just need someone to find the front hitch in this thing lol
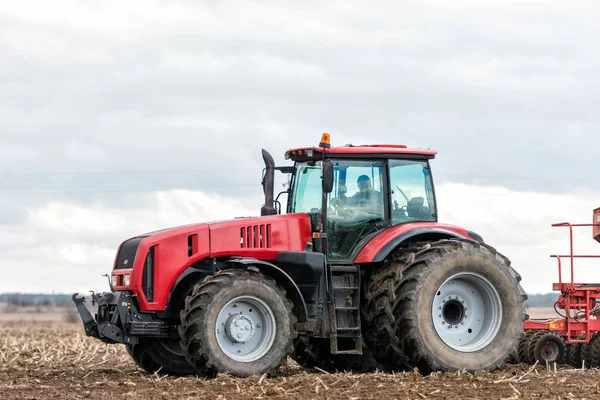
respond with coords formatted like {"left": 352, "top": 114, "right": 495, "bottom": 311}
{"left": 72, "top": 291, "right": 171, "bottom": 345}
{"left": 72, "top": 293, "right": 100, "bottom": 338}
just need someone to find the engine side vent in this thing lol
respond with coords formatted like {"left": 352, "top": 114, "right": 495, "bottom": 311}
{"left": 240, "top": 224, "right": 271, "bottom": 249}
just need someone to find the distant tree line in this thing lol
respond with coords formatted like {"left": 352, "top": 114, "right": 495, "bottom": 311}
{"left": 525, "top": 293, "right": 558, "bottom": 308}
{"left": 0, "top": 293, "right": 75, "bottom": 308}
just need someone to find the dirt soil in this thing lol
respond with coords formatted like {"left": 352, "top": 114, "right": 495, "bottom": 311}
{"left": 1, "top": 323, "right": 600, "bottom": 400}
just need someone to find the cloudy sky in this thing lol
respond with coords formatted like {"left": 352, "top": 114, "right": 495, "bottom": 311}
{"left": 1, "top": 0, "right": 599, "bottom": 295}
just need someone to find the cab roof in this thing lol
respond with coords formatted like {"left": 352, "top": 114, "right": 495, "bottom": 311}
{"left": 285, "top": 144, "right": 437, "bottom": 161}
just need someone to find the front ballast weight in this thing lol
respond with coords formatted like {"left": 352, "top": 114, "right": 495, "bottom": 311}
{"left": 72, "top": 291, "right": 172, "bottom": 345}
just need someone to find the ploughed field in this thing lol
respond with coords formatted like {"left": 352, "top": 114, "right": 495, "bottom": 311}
{"left": 1, "top": 323, "right": 600, "bottom": 400}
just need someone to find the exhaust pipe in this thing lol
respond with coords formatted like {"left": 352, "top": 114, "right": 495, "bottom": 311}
{"left": 261, "top": 149, "right": 277, "bottom": 216}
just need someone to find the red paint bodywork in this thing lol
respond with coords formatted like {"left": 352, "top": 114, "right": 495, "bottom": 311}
{"left": 112, "top": 213, "right": 313, "bottom": 311}
{"left": 353, "top": 222, "right": 472, "bottom": 263}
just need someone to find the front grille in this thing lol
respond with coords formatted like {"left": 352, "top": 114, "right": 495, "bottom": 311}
{"left": 240, "top": 224, "right": 271, "bottom": 249}
{"left": 115, "top": 237, "right": 146, "bottom": 270}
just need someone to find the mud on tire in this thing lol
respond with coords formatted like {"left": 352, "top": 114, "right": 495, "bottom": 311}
{"left": 178, "top": 268, "right": 296, "bottom": 377}
{"left": 362, "top": 239, "right": 527, "bottom": 374}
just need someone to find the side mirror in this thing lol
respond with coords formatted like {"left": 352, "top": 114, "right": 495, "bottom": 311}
{"left": 322, "top": 161, "right": 334, "bottom": 193}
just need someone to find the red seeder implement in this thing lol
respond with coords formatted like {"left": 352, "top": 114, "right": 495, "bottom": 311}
{"left": 516, "top": 208, "right": 600, "bottom": 366}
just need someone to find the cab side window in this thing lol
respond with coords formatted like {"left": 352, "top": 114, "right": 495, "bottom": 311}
{"left": 389, "top": 160, "right": 436, "bottom": 223}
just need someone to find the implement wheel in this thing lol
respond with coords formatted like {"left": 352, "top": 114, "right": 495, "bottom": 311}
{"left": 179, "top": 268, "right": 296, "bottom": 377}
{"left": 588, "top": 333, "right": 600, "bottom": 368}
{"left": 566, "top": 334, "right": 586, "bottom": 368}
{"left": 527, "top": 331, "right": 566, "bottom": 365}
{"left": 517, "top": 331, "right": 536, "bottom": 364}
{"left": 362, "top": 239, "right": 527, "bottom": 374}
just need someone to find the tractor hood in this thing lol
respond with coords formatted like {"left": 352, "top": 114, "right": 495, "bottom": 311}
{"left": 138, "top": 213, "right": 313, "bottom": 257}
{"left": 109, "top": 213, "right": 313, "bottom": 309}
{"left": 113, "top": 213, "right": 313, "bottom": 274}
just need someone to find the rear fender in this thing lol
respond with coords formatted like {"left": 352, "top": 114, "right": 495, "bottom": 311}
{"left": 355, "top": 227, "right": 480, "bottom": 264}
{"left": 228, "top": 257, "right": 309, "bottom": 323}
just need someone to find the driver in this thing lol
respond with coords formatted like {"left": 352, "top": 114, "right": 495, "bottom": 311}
{"left": 333, "top": 175, "right": 383, "bottom": 217}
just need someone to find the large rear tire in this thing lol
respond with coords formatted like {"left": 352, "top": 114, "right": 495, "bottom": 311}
{"left": 179, "top": 268, "right": 296, "bottom": 377}
{"left": 362, "top": 239, "right": 527, "bottom": 374}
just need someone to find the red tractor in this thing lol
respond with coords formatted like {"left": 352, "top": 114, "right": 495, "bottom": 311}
{"left": 515, "top": 208, "right": 600, "bottom": 367}
{"left": 73, "top": 134, "right": 527, "bottom": 377}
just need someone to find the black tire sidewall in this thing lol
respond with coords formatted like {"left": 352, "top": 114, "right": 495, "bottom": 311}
{"left": 146, "top": 339, "right": 196, "bottom": 375}
{"left": 199, "top": 276, "right": 293, "bottom": 376}
{"left": 413, "top": 249, "right": 523, "bottom": 370}
{"left": 125, "top": 342, "right": 160, "bottom": 373}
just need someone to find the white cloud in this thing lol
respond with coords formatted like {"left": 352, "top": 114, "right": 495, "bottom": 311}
{"left": 0, "top": 189, "right": 258, "bottom": 293}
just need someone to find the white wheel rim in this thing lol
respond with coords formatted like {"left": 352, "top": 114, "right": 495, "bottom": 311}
{"left": 215, "top": 295, "right": 276, "bottom": 362}
{"left": 432, "top": 272, "right": 503, "bottom": 352}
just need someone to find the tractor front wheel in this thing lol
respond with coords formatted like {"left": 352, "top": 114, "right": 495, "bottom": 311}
{"left": 178, "top": 268, "right": 296, "bottom": 377}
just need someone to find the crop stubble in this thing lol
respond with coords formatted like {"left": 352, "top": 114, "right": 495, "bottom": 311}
{"left": 1, "top": 323, "right": 600, "bottom": 400}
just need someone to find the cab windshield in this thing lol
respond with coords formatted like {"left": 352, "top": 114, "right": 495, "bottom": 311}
{"left": 289, "top": 158, "right": 436, "bottom": 260}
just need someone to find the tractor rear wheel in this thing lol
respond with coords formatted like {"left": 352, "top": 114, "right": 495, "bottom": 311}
{"left": 125, "top": 339, "right": 195, "bottom": 375}
{"left": 362, "top": 239, "right": 527, "bottom": 374}
{"left": 179, "top": 268, "right": 296, "bottom": 377}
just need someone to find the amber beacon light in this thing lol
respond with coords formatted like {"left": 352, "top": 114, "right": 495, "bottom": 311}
{"left": 319, "top": 133, "right": 331, "bottom": 148}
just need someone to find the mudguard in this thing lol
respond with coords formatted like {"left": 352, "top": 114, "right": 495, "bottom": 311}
{"left": 354, "top": 222, "right": 481, "bottom": 264}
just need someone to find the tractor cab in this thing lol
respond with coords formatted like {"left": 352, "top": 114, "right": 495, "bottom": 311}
{"left": 277, "top": 134, "right": 438, "bottom": 260}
